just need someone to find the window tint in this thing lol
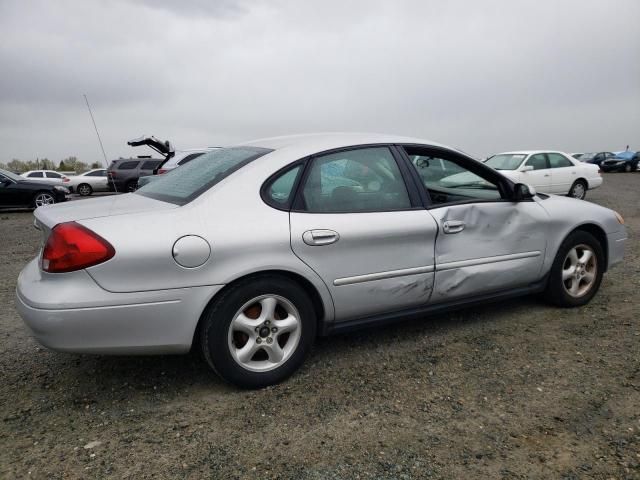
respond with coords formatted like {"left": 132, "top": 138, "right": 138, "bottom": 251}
{"left": 547, "top": 153, "right": 572, "bottom": 168}
{"left": 485, "top": 154, "right": 526, "bottom": 170}
{"left": 136, "top": 147, "right": 271, "bottom": 205}
{"left": 141, "top": 160, "right": 162, "bottom": 170}
{"left": 264, "top": 165, "right": 302, "bottom": 207}
{"left": 300, "top": 147, "right": 410, "bottom": 213}
{"left": 118, "top": 161, "right": 139, "bottom": 170}
{"left": 525, "top": 154, "right": 548, "bottom": 170}
{"left": 46, "top": 172, "right": 62, "bottom": 178}
{"left": 405, "top": 147, "right": 502, "bottom": 205}
{"left": 27, "top": 172, "right": 44, "bottom": 178}
{"left": 86, "top": 170, "right": 106, "bottom": 177}
{"left": 178, "top": 153, "right": 205, "bottom": 166}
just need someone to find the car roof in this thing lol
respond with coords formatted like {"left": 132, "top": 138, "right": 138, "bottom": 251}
{"left": 240, "top": 132, "right": 453, "bottom": 155}
{"left": 494, "top": 150, "right": 569, "bottom": 156}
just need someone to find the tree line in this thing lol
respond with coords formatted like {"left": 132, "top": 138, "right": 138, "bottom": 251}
{"left": 0, "top": 156, "right": 103, "bottom": 174}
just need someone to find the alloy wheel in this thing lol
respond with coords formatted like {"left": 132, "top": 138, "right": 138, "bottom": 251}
{"left": 34, "top": 193, "right": 55, "bottom": 207}
{"left": 227, "top": 295, "right": 302, "bottom": 372}
{"left": 570, "top": 182, "right": 586, "bottom": 199}
{"left": 78, "top": 184, "right": 91, "bottom": 196}
{"left": 562, "top": 244, "right": 597, "bottom": 298}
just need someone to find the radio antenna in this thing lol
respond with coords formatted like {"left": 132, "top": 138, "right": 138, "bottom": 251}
{"left": 83, "top": 94, "right": 109, "bottom": 168}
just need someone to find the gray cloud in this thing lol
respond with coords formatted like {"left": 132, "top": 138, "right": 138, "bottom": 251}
{"left": 0, "top": 0, "right": 638, "bottom": 164}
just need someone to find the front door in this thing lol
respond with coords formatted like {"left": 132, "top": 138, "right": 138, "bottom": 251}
{"left": 520, "top": 153, "right": 551, "bottom": 193}
{"left": 401, "top": 146, "right": 548, "bottom": 302}
{"left": 289, "top": 146, "right": 438, "bottom": 321}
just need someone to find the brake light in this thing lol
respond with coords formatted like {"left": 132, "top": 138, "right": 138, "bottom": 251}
{"left": 158, "top": 169, "right": 167, "bottom": 174}
{"left": 62, "top": 177, "right": 70, "bottom": 182}
{"left": 42, "top": 222, "right": 115, "bottom": 273}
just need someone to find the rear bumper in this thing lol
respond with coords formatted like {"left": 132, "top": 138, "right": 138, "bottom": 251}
{"left": 587, "top": 177, "right": 603, "bottom": 189}
{"left": 16, "top": 258, "right": 223, "bottom": 354}
{"left": 607, "top": 229, "right": 627, "bottom": 270}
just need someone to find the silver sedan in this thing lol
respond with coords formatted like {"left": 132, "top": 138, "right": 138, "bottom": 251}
{"left": 16, "top": 133, "right": 627, "bottom": 388}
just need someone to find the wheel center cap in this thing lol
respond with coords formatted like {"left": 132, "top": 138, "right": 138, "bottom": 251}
{"left": 259, "top": 326, "right": 270, "bottom": 338}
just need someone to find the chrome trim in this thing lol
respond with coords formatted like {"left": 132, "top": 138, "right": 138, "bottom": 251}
{"left": 334, "top": 265, "right": 435, "bottom": 286}
{"left": 437, "top": 251, "right": 542, "bottom": 271}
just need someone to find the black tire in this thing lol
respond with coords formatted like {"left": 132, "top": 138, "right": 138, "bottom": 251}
{"left": 77, "top": 183, "right": 93, "bottom": 196}
{"left": 567, "top": 180, "right": 587, "bottom": 200}
{"left": 544, "top": 230, "right": 604, "bottom": 307}
{"left": 200, "top": 275, "right": 316, "bottom": 389}
{"left": 624, "top": 163, "right": 632, "bottom": 173}
{"left": 125, "top": 180, "right": 138, "bottom": 192}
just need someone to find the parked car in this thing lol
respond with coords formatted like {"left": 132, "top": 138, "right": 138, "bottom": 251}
{"left": 67, "top": 168, "right": 109, "bottom": 196}
{"left": 570, "top": 153, "right": 584, "bottom": 159}
{"left": 21, "top": 170, "right": 71, "bottom": 186}
{"left": 107, "top": 158, "right": 163, "bottom": 192}
{"left": 600, "top": 151, "right": 639, "bottom": 173}
{"left": 578, "top": 152, "right": 616, "bottom": 167}
{"left": 16, "top": 134, "right": 626, "bottom": 388}
{"left": 0, "top": 168, "right": 68, "bottom": 208}
{"left": 477, "top": 151, "right": 602, "bottom": 199}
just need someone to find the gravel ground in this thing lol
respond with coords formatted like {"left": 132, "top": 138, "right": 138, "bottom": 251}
{"left": 1, "top": 174, "right": 638, "bottom": 479}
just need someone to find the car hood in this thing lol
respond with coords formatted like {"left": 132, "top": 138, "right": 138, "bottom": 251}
{"left": 34, "top": 193, "right": 178, "bottom": 229}
{"left": 535, "top": 193, "right": 621, "bottom": 234}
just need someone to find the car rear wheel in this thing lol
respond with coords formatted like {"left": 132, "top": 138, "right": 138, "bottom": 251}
{"left": 624, "top": 163, "right": 632, "bottom": 173}
{"left": 567, "top": 180, "right": 587, "bottom": 200}
{"left": 77, "top": 183, "right": 93, "bottom": 196}
{"left": 544, "top": 230, "right": 604, "bottom": 307}
{"left": 200, "top": 275, "right": 316, "bottom": 389}
{"left": 32, "top": 192, "right": 55, "bottom": 208}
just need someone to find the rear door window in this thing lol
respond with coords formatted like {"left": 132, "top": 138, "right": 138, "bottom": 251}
{"left": 27, "top": 172, "right": 44, "bottom": 178}
{"left": 118, "top": 161, "right": 139, "bottom": 170}
{"left": 46, "top": 172, "right": 62, "bottom": 178}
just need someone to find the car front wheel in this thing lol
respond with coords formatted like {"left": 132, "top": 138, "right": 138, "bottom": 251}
{"left": 567, "top": 180, "right": 587, "bottom": 200}
{"left": 77, "top": 183, "right": 93, "bottom": 196}
{"left": 32, "top": 192, "right": 56, "bottom": 208}
{"left": 200, "top": 275, "right": 316, "bottom": 388}
{"left": 544, "top": 230, "right": 604, "bottom": 307}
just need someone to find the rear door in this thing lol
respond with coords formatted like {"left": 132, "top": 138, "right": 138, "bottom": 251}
{"left": 289, "top": 146, "right": 438, "bottom": 322}
{"left": 45, "top": 171, "right": 64, "bottom": 185}
{"left": 519, "top": 154, "right": 551, "bottom": 192}
{"left": 547, "top": 153, "right": 577, "bottom": 194}
{"left": 401, "top": 146, "right": 548, "bottom": 302}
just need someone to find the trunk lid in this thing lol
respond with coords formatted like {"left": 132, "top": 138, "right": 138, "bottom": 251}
{"left": 34, "top": 193, "right": 178, "bottom": 230}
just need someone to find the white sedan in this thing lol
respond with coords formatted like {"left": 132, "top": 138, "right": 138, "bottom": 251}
{"left": 67, "top": 169, "right": 109, "bottom": 196}
{"left": 483, "top": 151, "right": 602, "bottom": 199}
{"left": 21, "top": 170, "right": 70, "bottom": 186}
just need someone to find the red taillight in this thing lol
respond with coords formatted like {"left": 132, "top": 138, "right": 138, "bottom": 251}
{"left": 158, "top": 169, "right": 167, "bottom": 174}
{"left": 62, "top": 177, "right": 70, "bottom": 182}
{"left": 42, "top": 222, "right": 115, "bottom": 273}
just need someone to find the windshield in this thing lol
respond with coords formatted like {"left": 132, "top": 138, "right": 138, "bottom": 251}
{"left": 0, "top": 168, "right": 23, "bottom": 182}
{"left": 136, "top": 146, "right": 272, "bottom": 205}
{"left": 484, "top": 154, "right": 526, "bottom": 170}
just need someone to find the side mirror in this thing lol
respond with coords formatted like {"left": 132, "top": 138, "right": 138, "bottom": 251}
{"left": 521, "top": 165, "right": 533, "bottom": 172}
{"left": 513, "top": 183, "right": 536, "bottom": 201}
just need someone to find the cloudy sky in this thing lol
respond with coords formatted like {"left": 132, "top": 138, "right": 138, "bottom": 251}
{"left": 1, "top": 0, "right": 638, "bottom": 164}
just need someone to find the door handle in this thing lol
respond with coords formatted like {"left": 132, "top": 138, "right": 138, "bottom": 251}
{"left": 442, "top": 220, "right": 465, "bottom": 234}
{"left": 544, "top": 174, "right": 550, "bottom": 177}
{"left": 302, "top": 229, "right": 340, "bottom": 246}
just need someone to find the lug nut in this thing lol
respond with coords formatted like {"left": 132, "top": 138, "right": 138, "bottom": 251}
{"left": 256, "top": 337, "right": 262, "bottom": 344}
{"left": 271, "top": 327, "right": 277, "bottom": 333}
{"left": 255, "top": 326, "right": 260, "bottom": 332}
{"left": 265, "top": 320, "right": 271, "bottom": 326}
{"left": 266, "top": 337, "right": 273, "bottom": 344}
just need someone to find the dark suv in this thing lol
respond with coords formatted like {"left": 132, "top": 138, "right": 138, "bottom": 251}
{"left": 107, "top": 158, "right": 163, "bottom": 192}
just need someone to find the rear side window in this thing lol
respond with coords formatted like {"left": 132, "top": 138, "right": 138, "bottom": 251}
{"left": 299, "top": 147, "right": 411, "bottom": 213}
{"left": 27, "top": 172, "right": 44, "bottom": 178}
{"left": 178, "top": 153, "right": 205, "bottom": 166}
{"left": 141, "top": 160, "right": 162, "bottom": 170}
{"left": 136, "top": 146, "right": 272, "bottom": 205}
{"left": 46, "top": 172, "right": 62, "bottom": 178}
{"left": 263, "top": 165, "right": 302, "bottom": 208}
{"left": 548, "top": 153, "right": 572, "bottom": 168}
{"left": 86, "top": 170, "right": 106, "bottom": 177}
